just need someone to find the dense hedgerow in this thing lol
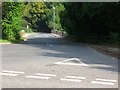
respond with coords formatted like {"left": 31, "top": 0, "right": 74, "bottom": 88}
{"left": 2, "top": 2, "right": 24, "bottom": 41}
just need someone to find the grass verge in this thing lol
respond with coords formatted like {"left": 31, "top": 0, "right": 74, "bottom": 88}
{"left": 0, "top": 39, "right": 11, "bottom": 43}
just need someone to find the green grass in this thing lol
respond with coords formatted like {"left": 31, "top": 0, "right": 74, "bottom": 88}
{"left": 0, "top": 39, "right": 11, "bottom": 43}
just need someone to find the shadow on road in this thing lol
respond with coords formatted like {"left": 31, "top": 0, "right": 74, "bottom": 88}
{"left": 20, "top": 34, "right": 118, "bottom": 73}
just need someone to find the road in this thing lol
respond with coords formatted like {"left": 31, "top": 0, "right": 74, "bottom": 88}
{"left": 1, "top": 33, "right": 118, "bottom": 88}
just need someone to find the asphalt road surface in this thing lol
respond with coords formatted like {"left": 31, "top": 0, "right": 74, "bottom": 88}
{"left": 1, "top": 33, "right": 118, "bottom": 88}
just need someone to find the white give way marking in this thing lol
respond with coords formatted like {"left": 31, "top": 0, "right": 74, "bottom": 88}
{"left": 0, "top": 70, "right": 24, "bottom": 76}
{"left": 1, "top": 70, "right": 117, "bottom": 86}
{"left": 60, "top": 75, "right": 86, "bottom": 83}
{"left": 26, "top": 73, "right": 56, "bottom": 80}
{"left": 54, "top": 58, "right": 88, "bottom": 66}
{"left": 91, "top": 78, "right": 117, "bottom": 85}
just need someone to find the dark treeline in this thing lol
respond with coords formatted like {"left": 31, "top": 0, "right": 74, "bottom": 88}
{"left": 60, "top": 2, "right": 120, "bottom": 44}
{"left": 2, "top": 2, "right": 120, "bottom": 45}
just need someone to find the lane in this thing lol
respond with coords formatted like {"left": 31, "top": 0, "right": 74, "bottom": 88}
{"left": 2, "top": 32, "right": 118, "bottom": 88}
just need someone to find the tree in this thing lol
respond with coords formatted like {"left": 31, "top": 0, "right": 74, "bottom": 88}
{"left": 29, "top": 2, "right": 49, "bottom": 28}
{"left": 24, "top": 2, "right": 65, "bottom": 32}
{"left": 60, "top": 2, "right": 120, "bottom": 44}
{"left": 2, "top": 2, "right": 24, "bottom": 41}
{"left": 45, "top": 2, "right": 65, "bottom": 31}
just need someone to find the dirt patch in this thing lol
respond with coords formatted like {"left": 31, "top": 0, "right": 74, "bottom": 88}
{"left": 90, "top": 45, "right": 120, "bottom": 59}
{"left": 0, "top": 42, "right": 12, "bottom": 44}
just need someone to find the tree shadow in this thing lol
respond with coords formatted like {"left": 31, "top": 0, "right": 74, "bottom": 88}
{"left": 20, "top": 34, "right": 119, "bottom": 73}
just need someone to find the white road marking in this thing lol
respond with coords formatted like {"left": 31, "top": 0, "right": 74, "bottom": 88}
{"left": 55, "top": 58, "right": 88, "bottom": 66}
{"left": 0, "top": 73, "right": 18, "bottom": 76}
{"left": 3, "top": 70, "right": 24, "bottom": 74}
{"left": 91, "top": 81, "right": 115, "bottom": 85}
{"left": 26, "top": 75, "right": 50, "bottom": 80}
{"left": 55, "top": 62, "right": 88, "bottom": 66}
{"left": 50, "top": 45, "right": 53, "bottom": 47}
{"left": 96, "top": 78, "right": 117, "bottom": 82}
{"left": 66, "top": 76, "right": 86, "bottom": 79}
{"left": 60, "top": 78, "right": 81, "bottom": 82}
{"left": 36, "top": 73, "right": 56, "bottom": 77}
{"left": 62, "top": 58, "right": 80, "bottom": 62}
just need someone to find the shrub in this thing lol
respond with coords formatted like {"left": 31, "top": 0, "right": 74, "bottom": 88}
{"left": 2, "top": 2, "right": 24, "bottom": 41}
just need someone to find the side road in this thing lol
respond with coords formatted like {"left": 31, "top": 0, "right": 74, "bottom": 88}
{"left": 1, "top": 31, "right": 119, "bottom": 59}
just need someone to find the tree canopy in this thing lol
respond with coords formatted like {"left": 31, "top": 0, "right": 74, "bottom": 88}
{"left": 60, "top": 2, "right": 120, "bottom": 44}
{"left": 2, "top": 2, "right": 24, "bottom": 41}
{"left": 2, "top": 2, "right": 120, "bottom": 44}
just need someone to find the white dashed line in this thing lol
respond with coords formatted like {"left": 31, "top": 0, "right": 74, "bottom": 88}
{"left": 36, "top": 73, "right": 56, "bottom": 77}
{"left": 26, "top": 75, "right": 50, "bottom": 80}
{"left": 26, "top": 73, "right": 56, "bottom": 80}
{"left": 66, "top": 76, "right": 86, "bottom": 79}
{"left": 95, "top": 78, "right": 117, "bottom": 82}
{"left": 60, "top": 78, "right": 82, "bottom": 82}
{"left": 91, "top": 81, "right": 115, "bottom": 85}
{"left": 91, "top": 78, "right": 117, "bottom": 85}
{"left": 1, "top": 70, "right": 117, "bottom": 86}
{"left": 3, "top": 70, "right": 24, "bottom": 74}
{"left": 0, "top": 70, "right": 24, "bottom": 76}
{"left": 0, "top": 73, "right": 18, "bottom": 76}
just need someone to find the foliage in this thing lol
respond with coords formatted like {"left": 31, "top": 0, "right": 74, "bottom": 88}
{"left": 2, "top": 2, "right": 24, "bottom": 41}
{"left": 109, "top": 32, "right": 119, "bottom": 44}
{"left": 0, "top": 39, "right": 10, "bottom": 43}
{"left": 22, "top": 2, "right": 50, "bottom": 32}
{"left": 60, "top": 2, "right": 120, "bottom": 44}
{"left": 29, "top": 2, "right": 49, "bottom": 26}
{"left": 24, "top": 2, "right": 65, "bottom": 32}
{"left": 45, "top": 2, "right": 65, "bottom": 31}
{"left": 2, "top": 2, "right": 119, "bottom": 45}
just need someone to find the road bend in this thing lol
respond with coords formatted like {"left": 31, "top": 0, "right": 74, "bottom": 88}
{"left": 2, "top": 32, "right": 118, "bottom": 88}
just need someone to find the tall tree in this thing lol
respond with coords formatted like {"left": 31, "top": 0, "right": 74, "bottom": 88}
{"left": 45, "top": 2, "right": 65, "bottom": 31}
{"left": 29, "top": 2, "right": 49, "bottom": 26}
{"left": 60, "top": 2, "right": 120, "bottom": 44}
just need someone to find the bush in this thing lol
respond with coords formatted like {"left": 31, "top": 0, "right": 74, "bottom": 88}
{"left": 2, "top": 2, "right": 24, "bottom": 41}
{"left": 109, "top": 32, "right": 119, "bottom": 45}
